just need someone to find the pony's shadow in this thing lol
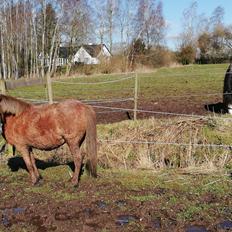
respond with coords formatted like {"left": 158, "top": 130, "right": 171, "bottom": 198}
{"left": 204, "top": 102, "right": 227, "bottom": 114}
{"left": 7, "top": 156, "right": 81, "bottom": 174}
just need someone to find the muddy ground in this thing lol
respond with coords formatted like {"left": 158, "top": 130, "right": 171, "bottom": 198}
{"left": 95, "top": 96, "right": 223, "bottom": 124}
{"left": 0, "top": 164, "right": 231, "bottom": 232}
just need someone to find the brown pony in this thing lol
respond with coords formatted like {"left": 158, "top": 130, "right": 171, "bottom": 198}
{"left": 0, "top": 94, "right": 97, "bottom": 186}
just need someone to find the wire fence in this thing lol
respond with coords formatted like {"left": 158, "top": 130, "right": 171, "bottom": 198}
{"left": 6, "top": 67, "right": 232, "bottom": 154}
{"left": 92, "top": 105, "right": 230, "bottom": 120}
{"left": 99, "top": 139, "right": 232, "bottom": 150}
{"left": 12, "top": 70, "right": 232, "bottom": 122}
{"left": 52, "top": 75, "right": 135, "bottom": 85}
{"left": 49, "top": 69, "right": 232, "bottom": 154}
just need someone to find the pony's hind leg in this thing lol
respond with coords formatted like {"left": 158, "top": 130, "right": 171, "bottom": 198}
{"left": 17, "top": 146, "right": 39, "bottom": 185}
{"left": 67, "top": 140, "right": 83, "bottom": 187}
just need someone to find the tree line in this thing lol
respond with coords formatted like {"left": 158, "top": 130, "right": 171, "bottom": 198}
{"left": 0, "top": 0, "right": 231, "bottom": 80}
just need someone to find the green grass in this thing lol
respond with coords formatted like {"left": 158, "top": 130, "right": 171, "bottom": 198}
{"left": 138, "top": 64, "right": 227, "bottom": 99}
{"left": 128, "top": 194, "right": 157, "bottom": 202}
{"left": 177, "top": 203, "right": 211, "bottom": 221}
{"left": 7, "top": 64, "right": 228, "bottom": 102}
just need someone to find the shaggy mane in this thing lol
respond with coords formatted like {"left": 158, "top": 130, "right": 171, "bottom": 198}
{"left": 0, "top": 95, "right": 31, "bottom": 115}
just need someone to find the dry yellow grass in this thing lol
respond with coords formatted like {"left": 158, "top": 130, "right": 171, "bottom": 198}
{"left": 97, "top": 117, "right": 232, "bottom": 171}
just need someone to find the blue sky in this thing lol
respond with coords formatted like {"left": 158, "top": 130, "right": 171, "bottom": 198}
{"left": 163, "top": 0, "right": 231, "bottom": 49}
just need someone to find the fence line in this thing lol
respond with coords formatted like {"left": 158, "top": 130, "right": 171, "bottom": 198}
{"left": 15, "top": 97, "right": 232, "bottom": 122}
{"left": 53, "top": 86, "right": 135, "bottom": 91}
{"left": 18, "top": 97, "right": 49, "bottom": 103}
{"left": 82, "top": 98, "right": 134, "bottom": 104}
{"left": 51, "top": 73, "right": 227, "bottom": 83}
{"left": 99, "top": 139, "right": 232, "bottom": 150}
{"left": 97, "top": 110, "right": 126, "bottom": 114}
{"left": 140, "top": 72, "right": 230, "bottom": 78}
{"left": 17, "top": 91, "right": 232, "bottom": 99}
{"left": 92, "top": 105, "right": 232, "bottom": 121}
{"left": 151, "top": 92, "right": 232, "bottom": 99}
{"left": 52, "top": 75, "right": 134, "bottom": 85}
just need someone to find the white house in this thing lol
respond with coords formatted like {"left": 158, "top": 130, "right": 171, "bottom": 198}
{"left": 39, "top": 44, "right": 112, "bottom": 67}
{"left": 72, "top": 44, "right": 112, "bottom": 64}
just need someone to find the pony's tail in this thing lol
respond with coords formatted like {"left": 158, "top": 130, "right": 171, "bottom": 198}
{"left": 85, "top": 106, "right": 97, "bottom": 178}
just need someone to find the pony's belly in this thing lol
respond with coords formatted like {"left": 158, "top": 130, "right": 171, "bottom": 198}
{"left": 29, "top": 137, "right": 65, "bottom": 150}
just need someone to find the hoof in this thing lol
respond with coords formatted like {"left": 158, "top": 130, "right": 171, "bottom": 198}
{"left": 32, "top": 177, "right": 43, "bottom": 186}
{"left": 91, "top": 173, "right": 98, "bottom": 178}
{"left": 71, "top": 178, "right": 79, "bottom": 188}
{"left": 73, "top": 183, "right": 79, "bottom": 188}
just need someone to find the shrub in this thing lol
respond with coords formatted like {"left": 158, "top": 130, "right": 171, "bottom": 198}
{"left": 177, "top": 45, "right": 196, "bottom": 65}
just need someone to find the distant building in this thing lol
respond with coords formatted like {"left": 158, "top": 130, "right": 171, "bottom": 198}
{"left": 39, "top": 44, "right": 112, "bottom": 67}
{"left": 73, "top": 44, "right": 112, "bottom": 65}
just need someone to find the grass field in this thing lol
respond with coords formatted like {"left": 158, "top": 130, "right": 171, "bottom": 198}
{"left": 8, "top": 63, "right": 228, "bottom": 102}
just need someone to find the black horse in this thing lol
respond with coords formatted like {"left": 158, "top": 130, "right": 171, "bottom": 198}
{"left": 223, "top": 64, "right": 232, "bottom": 114}
{"left": 205, "top": 64, "right": 232, "bottom": 114}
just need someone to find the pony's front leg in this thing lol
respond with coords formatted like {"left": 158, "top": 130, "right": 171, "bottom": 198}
{"left": 68, "top": 142, "right": 83, "bottom": 187}
{"left": 18, "top": 147, "right": 39, "bottom": 185}
{"left": 29, "top": 153, "right": 42, "bottom": 181}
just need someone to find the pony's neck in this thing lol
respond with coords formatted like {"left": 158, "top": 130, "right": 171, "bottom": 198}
{"left": 1, "top": 95, "right": 31, "bottom": 116}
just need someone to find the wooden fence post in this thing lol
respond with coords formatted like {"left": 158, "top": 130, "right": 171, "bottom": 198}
{"left": 46, "top": 73, "right": 53, "bottom": 104}
{"left": 134, "top": 73, "right": 138, "bottom": 120}
{"left": 0, "top": 80, "right": 6, "bottom": 94}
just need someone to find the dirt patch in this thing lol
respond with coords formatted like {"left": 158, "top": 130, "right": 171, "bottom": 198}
{"left": 95, "top": 96, "right": 222, "bottom": 124}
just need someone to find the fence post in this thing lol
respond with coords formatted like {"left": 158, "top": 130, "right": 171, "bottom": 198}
{"left": 46, "top": 73, "right": 53, "bottom": 104}
{"left": 134, "top": 73, "right": 138, "bottom": 120}
{"left": 0, "top": 80, "right": 6, "bottom": 94}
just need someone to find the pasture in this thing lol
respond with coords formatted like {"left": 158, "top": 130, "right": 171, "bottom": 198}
{"left": 0, "top": 64, "right": 231, "bottom": 231}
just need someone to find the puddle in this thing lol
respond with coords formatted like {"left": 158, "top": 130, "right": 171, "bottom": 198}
{"left": 12, "top": 207, "right": 25, "bottom": 214}
{"left": 96, "top": 200, "right": 107, "bottom": 209}
{"left": 115, "top": 200, "right": 127, "bottom": 207}
{"left": 185, "top": 225, "right": 208, "bottom": 232}
{"left": 151, "top": 217, "right": 161, "bottom": 229}
{"left": 217, "top": 220, "right": 232, "bottom": 230}
{"left": 2, "top": 214, "right": 11, "bottom": 227}
{"left": 2, "top": 207, "right": 25, "bottom": 227}
{"left": 116, "top": 215, "right": 139, "bottom": 226}
{"left": 83, "top": 208, "right": 94, "bottom": 217}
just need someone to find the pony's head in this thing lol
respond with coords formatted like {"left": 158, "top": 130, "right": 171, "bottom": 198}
{"left": 0, "top": 94, "right": 31, "bottom": 116}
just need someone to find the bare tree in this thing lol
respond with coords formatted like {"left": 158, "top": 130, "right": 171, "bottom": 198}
{"left": 180, "top": 1, "right": 198, "bottom": 48}
{"left": 135, "top": 0, "right": 165, "bottom": 48}
{"left": 41, "top": 0, "right": 46, "bottom": 79}
{"left": 115, "top": 0, "right": 137, "bottom": 48}
{"left": 105, "top": 0, "right": 118, "bottom": 53}
{"left": 92, "top": 0, "right": 108, "bottom": 45}
{"left": 224, "top": 26, "right": 232, "bottom": 49}
{"left": 210, "top": 6, "right": 224, "bottom": 31}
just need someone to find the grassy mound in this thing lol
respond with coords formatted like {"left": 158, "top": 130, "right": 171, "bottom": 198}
{"left": 98, "top": 117, "right": 232, "bottom": 171}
